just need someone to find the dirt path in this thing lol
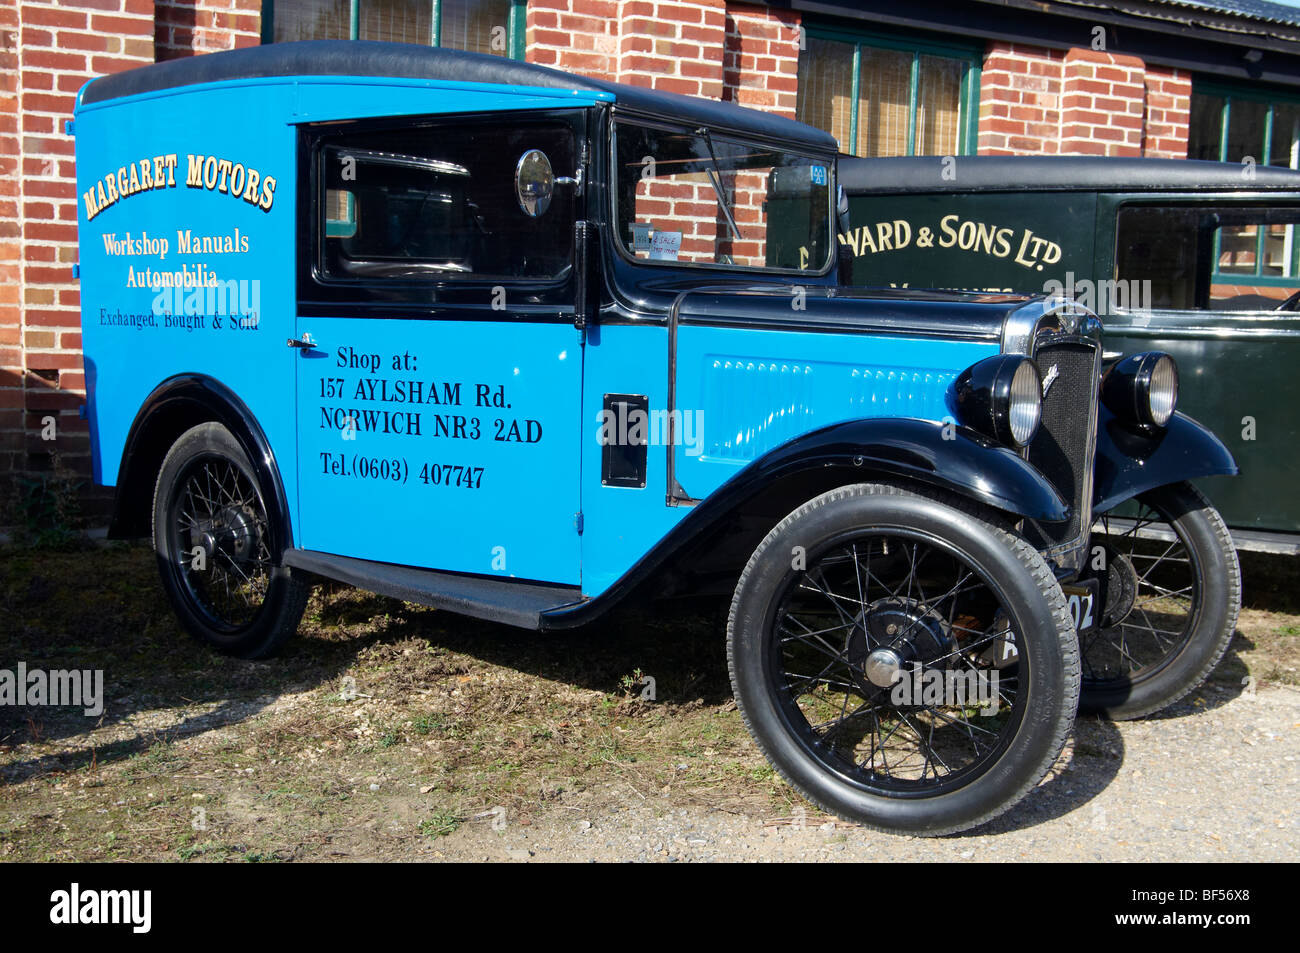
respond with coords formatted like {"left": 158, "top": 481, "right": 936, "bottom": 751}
{"left": 397, "top": 684, "right": 1300, "bottom": 862}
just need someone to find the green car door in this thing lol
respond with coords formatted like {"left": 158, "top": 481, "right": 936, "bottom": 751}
{"left": 1104, "top": 197, "right": 1300, "bottom": 537}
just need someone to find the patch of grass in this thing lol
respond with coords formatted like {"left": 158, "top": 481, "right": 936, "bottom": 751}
{"left": 418, "top": 810, "right": 462, "bottom": 839}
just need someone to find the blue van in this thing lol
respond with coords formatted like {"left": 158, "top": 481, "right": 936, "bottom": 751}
{"left": 74, "top": 41, "right": 1239, "bottom": 835}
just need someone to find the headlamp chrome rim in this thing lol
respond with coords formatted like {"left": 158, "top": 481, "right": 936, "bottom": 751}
{"left": 1102, "top": 351, "right": 1179, "bottom": 429}
{"left": 954, "top": 355, "right": 1043, "bottom": 450}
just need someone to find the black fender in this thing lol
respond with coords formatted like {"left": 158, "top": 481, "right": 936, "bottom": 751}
{"left": 1092, "top": 407, "right": 1238, "bottom": 515}
{"left": 542, "top": 416, "right": 1068, "bottom": 629}
{"left": 108, "top": 374, "right": 292, "bottom": 547}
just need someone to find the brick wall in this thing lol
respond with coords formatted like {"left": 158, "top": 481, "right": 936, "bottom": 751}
{"left": 1143, "top": 65, "right": 1192, "bottom": 159}
{"left": 155, "top": 0, "right": 261, "bottom": 62}
{"left": 528, "top": 0, "right": 795, "bottom": 106}
{"left": 978, "top": 40, "right": 1190, "bottom": 158}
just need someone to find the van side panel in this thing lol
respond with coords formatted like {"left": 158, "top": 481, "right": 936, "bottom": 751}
{"left": 75, "top": 83, "right": 300, "bottom": 517}
{"left": 76, "top": 77, "right": 610, "bottom": 550}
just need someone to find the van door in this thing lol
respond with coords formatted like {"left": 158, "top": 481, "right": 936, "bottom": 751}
{"left": 292, "top": 112, "right": 587, "bottom": 585}
{"left": 1109, "top": 201, "right": 1300, "bottom": 535}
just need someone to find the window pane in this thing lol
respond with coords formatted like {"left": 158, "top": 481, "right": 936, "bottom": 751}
{"left": 1116, "top": 206, "right": 1198, "bottom": 310}
{"left": 274, "top": 0, "right": 351, "bottom": 42}
{"left": 613, "top": 123, "right": 832, "bottom": 272}
{"left": 1226, "top": 98, "right": 1268, "bottom": 163}
{"left": 361, "top": 0, "right": 432, "bottom": 44}
{"left": 1217, "top": 223, "right": 1298, "bottom": 280}
{"left": 796, "top": 37, "right": 855, "bottom": 154}
{"left": 1117, "top": 205, "right": 1300, "bottom": 311}
{"left": 1263, "top": 223, "right": 1294, "bottom": 276}
{"left": 915, "top": 54, "right": 963, "bottom": 156}
{"left": 1269, "top": 103, "right": 1300, "bottom": 167}
{"left": 1216, "top": 223, "right": 1258, "bottom": 275}
{"left": 1188, "top": 93, "right": 1225, "bottom": 161}
{"left": 440, "top": 0, "right": 511, "bottom": 56}
{"left": 319, "top": 119, "right": 576, "bottom": 282}
{"left": 856, "top": 47, "right": 912, "bottom": 157}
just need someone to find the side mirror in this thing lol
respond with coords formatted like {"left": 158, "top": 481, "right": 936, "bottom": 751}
{"left": 515, "top": 149, "right": 555, "bottom": 217}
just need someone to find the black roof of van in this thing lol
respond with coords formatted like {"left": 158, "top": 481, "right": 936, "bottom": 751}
{"left": 79, "top": 40, "right": 839, "bottom": 153}
{"left": 839, "top": 155, "right": 1300, "bottom": 194}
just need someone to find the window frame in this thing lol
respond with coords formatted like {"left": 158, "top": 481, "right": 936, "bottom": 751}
{"left": 798, "top": 24, "right": 981, "bottom": 158}
{"left": 1112, "top": 199, "right": 1300, "bottom": 310}
{"left": 1191, "top": 78, "right": 1300, "bottom": 287}
{"left": 297, "top": 107, "right": 589, "bottom": 318}
{"left": 607, "top": 113, "right": 838, "bottom": 279}
{"left": 262, "top": 0, "right": 527, "bottom": 59}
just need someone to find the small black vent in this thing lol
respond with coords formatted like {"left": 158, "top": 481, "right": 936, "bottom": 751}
{"left": 601, "top": 394, "right": 648, "bottom": 488}
{"left": 1024, "top": 340, "right": 1099, "bottom": 553}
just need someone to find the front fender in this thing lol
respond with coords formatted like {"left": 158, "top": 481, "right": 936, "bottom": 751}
{"left": 731, "top": 416, "right": 1070, "bottom": 522}
{"left": 1092, "top": 407, "right": 1238, "bottom": 514}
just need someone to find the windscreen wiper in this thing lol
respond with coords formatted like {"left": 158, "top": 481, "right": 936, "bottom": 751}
{"left": 695, "top": 126, "right": 742, "bottom": 240}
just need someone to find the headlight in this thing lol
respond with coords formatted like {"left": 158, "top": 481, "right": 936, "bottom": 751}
{"left": 1102, "top": 351, "right": 1179, "bottom": 428}
{"left": 954, "top": 355, "right": 1043, "bottom": 449}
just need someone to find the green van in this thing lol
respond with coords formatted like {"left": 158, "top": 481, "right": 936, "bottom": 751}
{"left": 838, "top": 156, "right": 1300, "bottom": 551}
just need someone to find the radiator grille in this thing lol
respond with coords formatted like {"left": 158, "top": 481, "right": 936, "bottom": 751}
{"left": 1023, "top": 339, "right": 1100, "bottom": 554}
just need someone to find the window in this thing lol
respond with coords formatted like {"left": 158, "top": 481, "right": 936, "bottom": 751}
{"left": 613, "top": 121, "right": 833, "bottom": 274}
{"left": 1189, "top": 82, "right": 1300, "bottom": 166}
{"left": 1188, "top": 83, "right": 1300, "bottom": 295}
{"left": 796, "top": 28, "right": 979, "bottom": 157}
{"left": 1115, "top": 205, "right": 1300, "bottom": 311}
{"left": 266, "top": 0, "right": 524, "bottom": 58}
{"left": 311, "top": 115, "right": 577, "bottom": 302}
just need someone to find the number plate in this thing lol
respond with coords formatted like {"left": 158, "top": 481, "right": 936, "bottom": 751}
{"left": 1062, "top": 579, "right": 1100, "bottom": 636}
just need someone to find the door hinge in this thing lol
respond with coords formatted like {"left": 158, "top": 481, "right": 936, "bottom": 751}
{"left": 574, "top": 511, "right": 584, "bottom": 535}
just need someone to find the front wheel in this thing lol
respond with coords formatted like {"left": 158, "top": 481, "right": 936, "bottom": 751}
{"left": 728, "top": 484, "right": 1080, "bottom": 836}
{"left": 1081, "top": 482, "right": 1240, "bottom": 719}
{"left": 152, "top": 422, "right": 310, "bottom": 658}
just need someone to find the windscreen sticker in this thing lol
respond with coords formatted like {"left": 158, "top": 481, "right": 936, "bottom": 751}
{"left": 649, "top": 229, "right": 681, "bottom": 261}
{"left": 632, "top": 222, "right": 653, "bottom": 253}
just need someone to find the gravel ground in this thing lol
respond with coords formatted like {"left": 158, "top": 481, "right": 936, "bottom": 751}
{"left": 3, "top": 543, "right": 1297, "bottom": 862}
{"left": 426, "top": 684, "right": 1300, "bottom": 862}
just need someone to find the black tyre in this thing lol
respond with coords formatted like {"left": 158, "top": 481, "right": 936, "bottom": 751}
{"left": 1081, "top": 482, "right": 1240, "bottom": 720}
{"left": 152, "top": 422, "right": 310, "bottom": 659}
{"left": 728, "top": 484, "right": 1079, "bottom": 836}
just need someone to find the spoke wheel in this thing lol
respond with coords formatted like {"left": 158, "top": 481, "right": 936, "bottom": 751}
{"left": 153, "top": 422, "right": 310, "bottom": 658}
{"left": 168, "top": 455, "right": 273, "bottom": 632}
{"left": 1082, "top": 482, "right": 1240, "bottom": 719}
{"left": 772, "top": 531, "right": 1022, "bottom": 796}
{"left": 729, "top": 484, "right": 1079, "bottom": 836}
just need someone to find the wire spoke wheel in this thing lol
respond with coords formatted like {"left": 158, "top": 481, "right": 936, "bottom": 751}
{"left": 1081, "top": 482, "right": 1240, "bottom": 719}
{"left": 1085, "top": 500, "right": 1196, "bottom": 685}
{"left": 168, "top": 454, "right": 273, "bottom": 632}
{"left": 153, "top": 422, "right": 310, "bottom": 658}
{"left": 772, "top": 531, "right": 1021, "bottom": 795}
{"left": 728, "top": 484, "right": 1078, "bottom": 836}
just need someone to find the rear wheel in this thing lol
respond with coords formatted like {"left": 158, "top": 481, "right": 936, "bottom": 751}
{"left": 1081, "top": 482, "right": 1240, "bottom": 719}
{"left": 152, "top": 422, "right": 310, "bottom": 659}
{"left": 728, "top": 484, "right": 1079, "bottom": 836}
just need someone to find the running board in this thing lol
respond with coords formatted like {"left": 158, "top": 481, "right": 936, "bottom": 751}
{"left": 282, "top": 549, "right": 587, "bottom": 630}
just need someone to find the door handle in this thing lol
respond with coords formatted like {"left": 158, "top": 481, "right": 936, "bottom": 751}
{"left": 287, "top": 334, "right": 316, "bottom": 349}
